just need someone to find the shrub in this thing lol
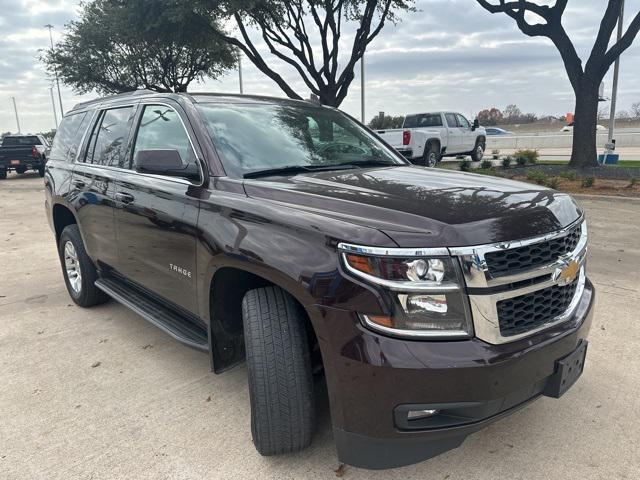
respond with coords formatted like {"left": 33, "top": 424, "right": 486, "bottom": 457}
{"left": 502, "top": 156, "right": 512, "bottom": 169}
{"left": 514, "top": 149, "right": 539, "bottom": 164}
{"left": 526, "top": 169, "right": 547, "bottom": 185}
{"left": 492, "top": 149, "right": 500, "bottom": 159}
{"left": 481, "top": 159, "right": 493, "bottom": 169}
{"left": 545, "top": 177, "right": 560, "bottom": 189}
{"left": 628, "top": 177, "right": 638, "bottom": 188}
{"left": 581, "top": 177, "right": 595, "bottom": 188}
{"left": 516, "top": 155, "right": 527, "bottom": 166}
{"left": 560, "top": 170, "right": 578, "bottom": 181}
{"left": 459, "top": 158, "right": 471, "bottom": 171}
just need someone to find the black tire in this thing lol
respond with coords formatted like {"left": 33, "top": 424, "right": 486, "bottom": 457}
{"left": 0, "top": 169, "right": 6, "bottom": 180}
{"left": 415, "top": 141, "right": 441, "bottom": 167}
{"left": 471, "top": 139, "right": 485, "bottom": 162}
{"left": 58, "top": 224, "right": 109, "bottom": 307}
{"left": 38, "top": 160, "right": 45, "bottom": 177}
{"left": 241, "top": 286, "right": 315, "bottom": 456}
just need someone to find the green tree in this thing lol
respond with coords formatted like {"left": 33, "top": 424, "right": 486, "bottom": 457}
{"left": 194, "top": 0, "right": 415, "bottom": 107}
{"left": 43, "top": 0, "right": 236, "bottom": 94}
{"left": 477, "top": 0, "right": 640, "bottom": 167}
{"left": 368, "top": 114, "right": 404, "bottom": 129}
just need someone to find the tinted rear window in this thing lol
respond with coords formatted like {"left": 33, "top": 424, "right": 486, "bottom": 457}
{"left": 49, "top": 112, "right": 89, "bottom": 162}
{"left": 2, "top": 136, "right": 41, "bottom": 146}
{"left": 85, "top": 107, "right": 135, "bottom": 167}
{"left": 403, "top": 114, "right": 443, "bottom": 128}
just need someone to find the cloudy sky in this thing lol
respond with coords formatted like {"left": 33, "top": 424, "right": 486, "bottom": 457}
{"left": 1, "top": 0, "right": 640, "bottom": 134}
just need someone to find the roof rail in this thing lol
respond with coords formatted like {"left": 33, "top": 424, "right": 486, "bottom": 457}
{"left": 70, "top": 89, "right": 159, "bottom": 111}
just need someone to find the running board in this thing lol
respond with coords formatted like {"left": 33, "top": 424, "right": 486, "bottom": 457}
{"left": 95, "top": 277, "right": 208, "bottom": 352}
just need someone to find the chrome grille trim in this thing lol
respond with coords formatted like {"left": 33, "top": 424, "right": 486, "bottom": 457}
{"left": 450, "top": 218, "right": 587, "bottom": 289}
{"left": 452, "top": 218, "right": 588, "bottom": 345}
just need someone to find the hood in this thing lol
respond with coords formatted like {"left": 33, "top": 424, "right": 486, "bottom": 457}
{"left": 243, "top": 166, "right": 582, "bottom": 247}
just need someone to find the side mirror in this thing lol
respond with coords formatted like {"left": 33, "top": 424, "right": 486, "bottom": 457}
{"left": 472, "top": 119, "right": 480, "bottom": 131}
{"left": 135, "top": 149, "right": 200, "bottom": 180}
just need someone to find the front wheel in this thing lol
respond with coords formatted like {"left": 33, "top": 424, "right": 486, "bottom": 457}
{"left": 58, "top": 225, "right": 109, "bottom": 307}
{"left": 471, "top": 140, "right": 485, "bottom": 162}
{"left": 241, "top": 286, "right": 315, "bottom": 456}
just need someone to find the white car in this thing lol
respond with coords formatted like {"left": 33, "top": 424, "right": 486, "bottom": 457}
{"left": 376, "top": 112, "right": 486, "bottom": 167}
{"left": 561, "top": 124, "right": 607, "bottom": 132}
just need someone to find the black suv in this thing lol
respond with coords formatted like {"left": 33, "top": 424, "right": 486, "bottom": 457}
{"left": 45, "top": 91, "right": 594, "bottom": 469}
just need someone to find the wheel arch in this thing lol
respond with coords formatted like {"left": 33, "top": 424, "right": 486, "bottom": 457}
{"left": 52, "top": 203, "right": 78, "bottom": 243}
{"left": 206, "top": 263, "right": 322, "bottom": 374}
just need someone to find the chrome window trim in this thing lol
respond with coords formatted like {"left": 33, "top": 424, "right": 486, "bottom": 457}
{"left": 133, "top": 101, "right": 206, "bottom": 187}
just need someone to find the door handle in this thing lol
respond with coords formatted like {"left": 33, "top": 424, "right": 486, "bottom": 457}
{"left": 73, "top": 179, "right": 85, "bottom": 188}
{"left": 115, "top": 192, "right": 135, "bottom": 204}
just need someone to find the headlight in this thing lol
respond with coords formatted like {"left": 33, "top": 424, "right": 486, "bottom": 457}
{"left": 339, "top": 244, "right": 473, "bottom": 339}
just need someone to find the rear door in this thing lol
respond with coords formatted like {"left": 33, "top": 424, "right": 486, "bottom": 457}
{"left": 444, "top": 113, "right": 463, "bottom": 154}
{"left": 71, "top": 105, "right": 136, "bottom": 267}
{"left": 112, "top": 100, "right": 202, "bottom": 314}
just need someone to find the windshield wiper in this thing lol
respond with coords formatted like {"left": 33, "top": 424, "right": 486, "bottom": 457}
{"left": 332, "top": 159, "right": 399, "bottom": 169}
{"left": 243, "top": 164, "right": 356, "bottom": 179}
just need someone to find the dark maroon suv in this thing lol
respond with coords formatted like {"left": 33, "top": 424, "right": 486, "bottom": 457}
{"left": 45, "top": 91, "right": 593, "bottom": 469}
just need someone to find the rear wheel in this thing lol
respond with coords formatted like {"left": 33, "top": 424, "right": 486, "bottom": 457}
{"left": 420, "top": 142, "right": 441, "bottom": 168}
{"left": 241, "top": 286, "right": 315, "bottom": 456}
{"left": 58, "top": 225, "right": 109, "bottom": 307}
{"left": 471, "top": 140, "right": 485, "bottom": 162}
{"left": 38, "top": 159, "right": 46, "bottom": 177}
{"left": 0, "top": 169, "right": 6, "bottom": 180}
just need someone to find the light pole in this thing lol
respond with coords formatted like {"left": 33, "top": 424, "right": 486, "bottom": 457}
{"left": 50, "top": 87, "right": 59, "bottom": 128}
{"left": 12, "top": 97, "right": 21, "bottom": 133}
{"left": 360, "top": 54, "right": 365, "bottom": 124}
{"left": 238, "top": 50, "right": 244, "bottom": 94}
{"left": 45, "top": 24, "right": 64, "bottom": 118}
{"left": 607, "top": 0, "right": 624, "bottom": 150}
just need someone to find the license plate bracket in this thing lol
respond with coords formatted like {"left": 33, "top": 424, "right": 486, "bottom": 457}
{"left": 543, "top": 340, "right": 588, "bottom": 398}
{"left": 11, "top": 160, "right": 20, "bottom": 165}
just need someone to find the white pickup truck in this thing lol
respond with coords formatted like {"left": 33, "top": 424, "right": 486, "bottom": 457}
{"left": 375, "top": 112, "right": 486, "bottom": 167}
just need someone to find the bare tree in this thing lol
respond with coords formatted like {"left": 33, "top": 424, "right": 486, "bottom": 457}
{"left": 197, "top": 0, "right": 414, "bottom": 107}
{"left": 476, "top": 0, "right": 640, "bottom": 167}
{"left": 631, "top": 101, "right": 640, "bottom": 118}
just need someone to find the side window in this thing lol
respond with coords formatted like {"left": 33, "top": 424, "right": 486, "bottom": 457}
{"left": 445, "top": 113, "right": 458, "bottom": 128}
{"left": 49, "top": 112, "right": 88, "bottom": 162}
{"left": 418, "top": 114, "right": 443, "bottom": 127}
{"left": 456, "top": 114, "right": 470, "bottom": 129}
{"left": 132, "top": 105, "right": 196, "bottom": 169}
{"left": 85, "top": 107, "right": 134, "bottom": 167}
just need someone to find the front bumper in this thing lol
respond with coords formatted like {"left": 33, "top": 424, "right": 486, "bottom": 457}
{"left": 317, "top": 278, "right": 594, "bottom": 469}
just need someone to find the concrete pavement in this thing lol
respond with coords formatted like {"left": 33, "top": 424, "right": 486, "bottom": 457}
{"left": 1, "top": 173, "right": 639, "bottom": 480}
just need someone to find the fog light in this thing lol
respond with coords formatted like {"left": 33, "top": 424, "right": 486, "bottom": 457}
{"left": 407, "top": 409, "right": 439, "bottom": 420}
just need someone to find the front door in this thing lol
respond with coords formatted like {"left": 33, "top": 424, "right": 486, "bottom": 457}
{"left": 113, "top": 101, "right": 202, "bottom": 314}
{"left": 456, "top": 114, "right": 477, "bottom": 152}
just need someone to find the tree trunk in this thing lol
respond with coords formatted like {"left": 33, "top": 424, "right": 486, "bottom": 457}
{"left": 569, "top": 82, "right": 601, "bottom": 168}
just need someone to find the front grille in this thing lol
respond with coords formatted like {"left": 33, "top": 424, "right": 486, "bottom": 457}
{"left": 497, "top": 280, "right": 579, "bottom": 337}
{"left": 484, "top": 223, "right": 582, "bottom": 277}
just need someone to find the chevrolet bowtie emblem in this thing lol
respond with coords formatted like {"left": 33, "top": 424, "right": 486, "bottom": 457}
{"left": 555, "top": 259, "right": 580, "bottom": 286}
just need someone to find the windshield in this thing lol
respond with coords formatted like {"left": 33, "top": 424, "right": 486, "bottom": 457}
{"left": 197, "top": 103, "right": 404, "bottom": 178}
{"left": 2, "top": 136, "right": 41, "bottom": 146}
